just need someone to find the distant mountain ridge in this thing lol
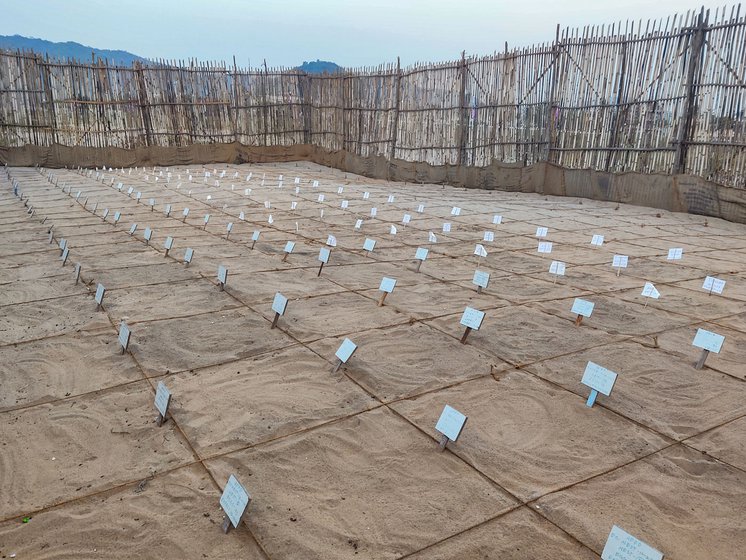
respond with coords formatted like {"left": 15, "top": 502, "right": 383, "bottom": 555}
{"left": 297, "top": 60, "right": 344, "bottom": 74}
{"left": 0, "top": 35, "right": 146, "bottom": 65}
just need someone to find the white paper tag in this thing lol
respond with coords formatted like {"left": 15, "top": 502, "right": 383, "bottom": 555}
{"left": 473, "top": 270, "right": 490, "bottom": 289}
{"left": 641, "top": 282, "right": 660, "bottom": 299}
{"left": 144, "top": 227, "right": 152, "bottom": 241}
{"left": 379, "top": 277, "right": 397, "bottom": 293}
{"left": 612, "top": 255, "right": 629, "bottom": 268}
{"left": 154, "top": 381, "right": 171, "bottom": 417}
{"left": 402, "top": 214, "right": 411, "bottom": 224}
{"left": 164, "top": 236, "right": 174, "bottom": 250}
{"left": 341, "top": 200, "right": 349, "bottom": 209}
{"left": 370, "top": 207, "right": 377, "bottom": 217}
{"left": 184, "top": 248, "right": 194, "bottom": 263}
{"left": 536, "top": 227, "right": 548, "bottom": 238}
{"left": 428, "top": 232, "right": 437, "bottom": 244}
{"left": 387, "top": 194, "right": 395, "bottom": 203}
{"left": 435, "top": 405, "right": 467, "bottom": 442}
{"left": 319, "top": 247, "right": 331, "bottom": 263}
{"left": 492, "top": 215, "right": 503, "bottom": 224}
{"left": 363, "top": 191, "right": 370, "bottom": 200}
{"left": 581, "top": 362, "right": 618, "bottom": 396}
{"left": 474, "top": 244, "right": 488, "bottom": 258}
{"left": 118, "top": 322, "right": 131, "bottom": 351}
{"left": 335, "top": 338, "right": 358, "bottom": 363}
{"left": 318, "top": 194, "right": 325, "bottom": 202}
{"left": 702, "top": 276, "right": 725, "bottom": 294}
{"left": 483, "top": 231, "right": 494, "bottom": 242}
{"left": 326, "top": 235, "right": 337, "bottom": 247}
{"left": 591, "top": 234, "right": 604, "bottom": 246}
{"left": 442, "top": 223, "right": 451, "bottom": 233}
{"left": 390, "top": 225, "right": 397, "bottom": 235}
{"left": 667, "top": 248, "right": 683, "bottom": 260}
{"left": 217, "top": 265, "right": 228, "bottom": 285}
{"left": 363, "top": 238, "right": 376, "bottom": 252}
{"left": 417, "top": 204, "right": 425, "bottom": 213}
{"left": 220, "top": 475, "right": 251, "bottom": 529}
{"left": 571, "top": 298, "right": 595, "bottom": 317}
{"left": 451, "top": 207, "right": 461, "bottom": 216}
{"left": 460, "top": 307, "right": 485, "bottom": 330}
{"left": 549, "top": 261, "right": 566, "bottom": 275}
{"left": 601, "top": 525, "right": 663, "bottom": 560}
{"left": 415, "top": 247, "right": 429, "bottom": 261}
{"left": 692, "top": 328, "right": 725, "bottom": 353}
{"left": 538, "top": 241, "right": 553, "bottom": 254}
{"left": 272, "top": 293, "right": 288, "bottom": 315}
{"left": 284, "top": 241, "right": 295, "bottom": 254}
{"left": 355, "top": 219, "right": 363, "bottom": 230}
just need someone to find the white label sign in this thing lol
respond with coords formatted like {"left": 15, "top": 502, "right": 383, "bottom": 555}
{"left": 571, "top": 298, "right": 595, "bottom": 318}
{"left": 442, "top": 223, "right": 451, "bottom": 233}
{"left": 435, "top": 405, "right": 467, "bottom": 442}
{"left": 612, "top": 255, "right": 629, "bottom": 268}
{"left": 272, "top": 293, "right": 288, "bottom": 315}
{"left": 581, "top": 362, "right": 618, "bottom": 396}
{"left": 220, "top": 475, "right": 251, "bottom": 529}
{"left": 460, "top": 307, "right": 485, "bottom": 330}
{"left": 118, "top": 322, "right": 131, "bottom": 351}
{"left": 326, "top": 235, "right": 337, "bottom": 247}
{"left": 549, "top": 261, "right": 566, "bottom": 275}
{"left": 252, "top": 231, "right": 260, "bottom": 241}
{"left": 591, "top": 234, "right": 604, "bottom": 246}
{"left": 601, "top": 525, "right": 663, "bottom": 560}
{"left": 451, "top": 207, "right": 461, "bottom": 216}
{"left": 319, "top": 247, "right": 331, "bottom": 263}
{"left": 536, "top": 226, "right": 548, "bottom": 238}
{"left": 335, "top": 338, "right": 358, "bottom": 363}
{"left": 318, "top": 194, "right": 325, "bottom": 202}
{"left": 702, "top": 276, "right": 726, "bottom": 294}
{"left": 538, "top": 242, "right": 553, "bottom": 254}
{"left": 415, "top": 247, "right": 429, "bottom": 261}
{"left": 284, "top": 241, "right": 295, "bottom": 254}
{"left": 355, "top": 219, "right": 363, "bottom": 230}
{"left": 363, "top": 191, "right": 370, "bottom": 200}
{"left": 428, "top": 232, "right": 437, "bottom": 244}
{"left": 218, "top": 265, "right": 228, "bottom": 285}
{"left": 103, "top": 208, "right": 109, "bottom": 219}
{"left": 363, "top": 238, "right": 376, "bottom": 252}
{"left": 387, "top": 195, "right": 395, "bottom": 203}
{"left": 95, "top": 283, "right": 106, "bottom": 305}
{"left": 379, "top": 277, "right": 397, "bottom": 293}
{"left": 370, "top": 207, "right": 377, "bottom": 217}
{"left": 129, "top": 224, "right": 137, "bottom": 235}
{"left": 164, "top": 236, "right": 174, "bottom": 250}
{"left": 483, "top": 231, "right": 494, "bottom": 242}
{"left": 183, "top": 208, "right": 190, "bottom": 218}
{"left": 390, "top": 225, "right": 397, "bottom": 235}
{"left": 667, "top": 248, "right": 683, "bottom": 260}
{"left": 341, "top": 200, "right": 349, "bottom": 209}
{"left": 144, "top": 227, "right": 152, "bottom": 241}
{"left": 492, "top": 215, "right": 503, "bottom": 224}
{"left": 692, "top": 328, "right": 725, "bottom": 353}
{"left": 473, "top": 270, "right": 490, "bottom": 289}
{"left": 154, "top": 381, "right": 171, "bottom": 417}
{"left": 402, "top": 214, "right": 411, "bottom": 224}
{"left": 184, "top": 247, "right": 194, "bottom": 264}
{"left": 641, "top": 282, "right": 660, "bottom": 299}
{"left": 474, "top": 244, "right": 488, "bottom": 258}
{"left": 417, "top": 204, "right": 425, "bottom": 213}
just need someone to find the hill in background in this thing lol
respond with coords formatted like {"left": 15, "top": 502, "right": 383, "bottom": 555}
{"left": 0, "top": 35, "right": 146, "bottom": 65}
{"left": 297, "top": 59, "right": 343, "bottom": 74}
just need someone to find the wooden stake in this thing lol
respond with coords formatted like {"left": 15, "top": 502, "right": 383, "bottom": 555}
{"left": 438, "top": 433, "right": 449, "bottom": 452}
{"left": 415, "top": 260, "right": 422, "bottom": 273}
{"left": 270, "top": 312, "right": 280, "bottom": 329}
{"left": 460, "top": 326, "right": 472, "bottom": 344}
{"left": 695, "top": 348, "right": 710, "bottom": 370}
{"left": 317, "top": 262, "right": 324, "bottom": 277}
{"left": 378, "top": 292, "right": 388, "bottom": 306}
{"left": 332, "top": 359, "right": 343, "bottom": 373}
{"left": 282, "top": 253, "right": 288, "bottom": 262}
{"left": 221, "top": 516, "right": 232, "bottom": 534}
{"left": 574, "top": 314, "right": 583, "bottom": 327}
{"left": 156, "top": 412, "right": 165, "bottom": 427}
{"left": 476, "top": 285, "right": 482, "bottom": 294}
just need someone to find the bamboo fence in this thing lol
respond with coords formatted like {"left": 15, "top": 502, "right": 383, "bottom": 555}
{"left": 0, "top": 5, "right": 745, "bottom": 188}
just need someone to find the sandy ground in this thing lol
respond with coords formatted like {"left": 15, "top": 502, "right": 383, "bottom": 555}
{"left": 1, "top": 162, "right": 745, "bottom": 559}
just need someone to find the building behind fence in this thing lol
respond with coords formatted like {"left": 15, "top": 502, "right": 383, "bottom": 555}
{"left": 0, "top": 5, "right": 744, "bottom": 188}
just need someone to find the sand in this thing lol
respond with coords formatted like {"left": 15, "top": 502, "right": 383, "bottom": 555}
{"left": 1, "top": 162, "right": 745, "bottom": 559}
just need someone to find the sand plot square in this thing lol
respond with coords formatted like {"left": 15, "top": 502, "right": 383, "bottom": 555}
{"left": 679, "top": 234, "right": 746, "bottom": 251}
{"left": 251, "top": 291, "right": 409, "bottom": 342}
{"left": 0, "top": 274, "right": 88, "bottom": 306}
{"left": 617, "top": 284, "right": 746, "bottom": 320}
{"left": 104, "top": 279, "right": 242, "bottom": 323}
{"left": 406, "top": 507, "right": 598, "bottom": 560}
{"left": 425, "top": 306, "right": 617, "bottom": 366}
{"left": 225, "top": 268, "right": 347, "bottom": 306}
{"left": 534, "top": 445, "right": 746, "bottom": 559}
{"left": 358, "top": 281, "right": 507, "bottom": 320}
{"left": 532, "top": 294, "right": 695, "bottom": 336}
{"left": 190, "top": 249, "right": 288, "bottom": 276}
{"left": 0, "top": 296, "right": 111, "bottom": 345}
{"left": 712, "top": 311, "right": 746, "bottom": 333}
{"left": 0, "top": 261, "right": 73, "bottom": 284}
{"left": 392, "top": 373, "right": 669, "bottom": 501}
{"left": 66, "top": 242, "right": 164, "bottom": 268}
{"left": 0, "top": 330, "right": 141, "bottom": 412}
{"left": 320, "top": 261, "right": 438, "bottom": 291}
{"left": 642, "top": 323, "right": 746, "bottom": 380}
{"left": 162, "top": 346, "right": 375, "bottom": 457}
{"left": 414, "top": 256, "right": 490, "bottom": 282}
{"left": 614, "top": 256, "right": 712, "bottom": 283}
{"left": 483, "top": 251, "right": 560, "bottom": 275}
{"left": 205, "top": 407, "right": 515, "bottom": 559}
{"left": 0, "top": 381, "right": 194, "bottom": 519}
{"left": 674, "top": 272, "right": 746, "bottom": 301}
{"left": 686, "top": 416, "right": 746, "bottom": 471}
{"left": 83, "top": 262, "right": 199, "bottom": 290}
{"left": 527, "top": 341, "right": 746, "bottom": 439}
{"left": 535, "top": 263, "right": 649, "bottom": 293}
{"left": 129, "top": 307, "right": 297, "bottom": 376}
{"left": 308, "top": 323, "right": 503, "bottom": 401}
{"left": 0, "top": 465, "right": 266, "bottom": 558}
{"left": 457, "top": 273, "right": 588, "bottom": 305}
{"left": 0, "top": 240, "right": 57, "bottom": 258}
{"left": 601, "top": 240, "right": 665, "bottom": 259}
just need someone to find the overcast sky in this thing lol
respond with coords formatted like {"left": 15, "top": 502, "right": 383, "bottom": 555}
{"left": 1, "top": 0, "right": 733, "bottom": 68}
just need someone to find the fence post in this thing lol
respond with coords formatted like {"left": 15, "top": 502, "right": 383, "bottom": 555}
{"left": 40, "top": 54, "right": 59, "bottom": 146}
{"left": 544, "top": 25, "right": 562, "bottom": 165}
{"left": 134, "top": 61, "right": 153, "bottom": 147}
{"left": 605, "top": 35, "right": 628, "bottom": 172}
{"left": 456, "top": 51, "right": 468, "bottom": 167}
{"left": 674, "top": 9, "right": 708, "bottom": 174}
{"left": 389, "top": 57, "right": 402, "bottom": 162}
